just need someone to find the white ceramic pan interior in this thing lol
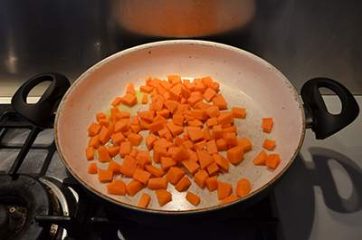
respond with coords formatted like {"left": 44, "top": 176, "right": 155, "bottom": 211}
{"left": 55, "top": 40, "right": 305, "bottom": 212}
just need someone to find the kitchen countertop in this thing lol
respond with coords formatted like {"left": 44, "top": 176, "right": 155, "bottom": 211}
{"left": 274, "top": 96, "right": 362, "bottom": 240}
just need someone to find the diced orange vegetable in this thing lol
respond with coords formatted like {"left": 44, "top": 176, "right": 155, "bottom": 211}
{"left": 98, "top": 169, "right": 113, "bottom": 183}
{"left": 138, "top": 111, "right": 154, "bottom": 122}
{"left": 135, "top": 151, "right": 151, "bottom": 168}
{"left": 120, "top": 93, "right": 137, "bottom": 106}
{"left": 232, "top": 107, "right": 246, "bottom": 119}
{"left": 217, "top": 181, "right": 232, "bottom": 200}
{"left": 158, "top": 109, "right": 170, "bottom": 118}
{"left": 265, "top": 154, "right": 281, "bottom": 170}
{"left": 107, "top": 160, "right": 121, "bottom": 174}
{"left": 224, "top": 132, "right": 238, "bottom": 147}
{"left": 253, "top": 150, "right": 267, "bottom": 165}
{"left": 148, "top": 177, "right": 168, "bottom": 190}
{"left": 222, "top": 126, "right": 237, "bottom": 134}
{"left": 187, "top": 94, "right": 203, "bottom": 106}
{"left": 212, "top": 154, "right": 229, "bottom": 172}
{"left": 203, "top": 128, "right": 212, "bottom": 140}
{"left": 140, "top": 85, "right": 153, "bottom": 93}
{"left": 88, "top": 123, "right": 101, "bottom": 136}
{"left": 206, "top": 117, "right": 218, "bottom": 127}
{"left": 188, "top": 119, "right": 203, "bottom": 127}
{"left": 148, "top": 121, "right": 164, "bottom": 133}
{"left": 98, "top": 126, "right": 112, "bottom": 145}
{"left": 172, "top": 114, "right": 184, "bottom": 126}
{"left": 182, "top": 160, "right": 200, "bottom": 175}
{"left": 112, "top": 97, "right": 122, "bottom": 106}
{"left": 96, "top": 112, "right": 107, "bottom": 122}
{"left": 186, "top": 192, "right": 200, "bottom": 206}
{"left": 114, "top": 119, "right": 129, "bottom": 133}
{"left": 187, "top": 127, "right": 204, "bottom": 142}
{"left": 119, "top": 155, "right": 137, "bottom": 177}
{"left": 107, "top": 179, "right": 126, "bottom": 195}
{"left": 194, "top": 140, "right": 207, "bottom": 151}
{"left": 164, "top": 100, "right": 179, "bottom": 113}
{"left": 119, "top": 141, "right": 132, "bottom": 157}
{"left": 88, "top": 162, "right": 98, "bottom": 174}
{"left": 206, "top": 140, "right": 218, "bottom": 154}
{"left": 88, "top": 135, "right": 100, "bottom": 149}
{"left": 206, "top": 106, "right": 220, "bottom": 118}
{"left": 145, "top": 134, "right": 157, "bottom": 150}
{"left": 215, "top": 138, "right": 227, "bottom": 151}
{"left": 118, "top": 111, "right": 131, "bottom": 119}
{"left": 98, "top": 146, "right": 111, "bottom": 162}
{"left": 151, "top": 95, "right": 164, "bottom": 111}
{"left": 86, "top": 147, "right": 95, "bottom": 160}
{"left": 227, "top": 146, "right": 244, "bottom": 165}
{"left": 126, "top": 180, "right": 143, "bottom": 196}
{"left": 138, "top": 193, "right": 151, "bottom": 208}
{"left": 238, "top": 137, "right": 252, "bottom": 152}
{"left": 203, "top": 87, "right": 217, "bottom": 102}
{"left": 207, "top": 162, "right": 219, "bottom": 176}
{"left": 161, "top": 157, "right": 176, "bottom": 170}
{"left": 153, "top": 146, "right": 168, "bottom": 163}
{"left": 155, "top": 189, "right": 172, "bottom": 206}
{"left": 175, "top": 175, "right": 191, "bottom": 192}
{"left": 194, "top": 170, "right": 209, "bottom": 188}
{"left": 129, "top": 148, "right": 138, "bottom": 158}
{"left": 194, "top": 101, "right": 211, "bottom": 110}
{"left": 167, "top": 167, "right": 185, "bottom": 185}
{"left": 236, "top": 178, "right": 251, "bottom": 197}
{"left": 107, "top": 146, "right": 120, "bottom": 157}
{"left": 166, "top": 122, "right": 184, "bottom": 137}
{"left": 170, "top": 146, "right": 189, "bottom": 162}
{"left": 218, "top": 112, "right": 234, "bottom": 125}
{"left": 205, "top": 176, "right": 218, "bottom": 191}
{"left": 168, "top": 74, "right": 181, "bottom": 84}
{"left": 190, "top": 109, "right": 207, "bottom": 121}
{"left": 262, "top": 118, "right": 273, "bottom": 133}
{"left": 183, "top": 140, "right": 194, "bottom": 149}
{"left": 263, "top": 139, "right": 276, "bottom": 151}
{"left": 126, "top": 83, "right": 136, "bottom": 95}
{"left": 212, "top": 125, "right": 223, "bottom": 139}
{"left": 145, "top": 165, "right": 164, "bottom": 177}
{"left": 212, "top": 94, "right": 227, "bottom": 110}
{"left": 128, "top": 133, "right": 143, "bottom": 146}
{"left": 111, "top": 132, "right": 125, "bottom": 145}
{"left": 142, "top": 93, "right": 149, "bottom": 104}
{"left": 187, "top": 149, "right": 199, "bottom": 162}
{"left": 221, "top": 194, "right": 238, "bottom": 204}
{"left": 196, "top": 150, "right": 214, "bottom": 169}
{"left": 133, "top": 168, "right": 151, "bottom": 184}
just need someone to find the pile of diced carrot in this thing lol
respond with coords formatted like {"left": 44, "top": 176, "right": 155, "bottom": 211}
{"left": 85, "top": 75, "right": 280, "bottom": 209}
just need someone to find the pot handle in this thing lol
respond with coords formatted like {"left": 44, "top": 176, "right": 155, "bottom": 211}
{"left": 11, "top": 73, "right": 70, "bottom": 128}
{"left": 301, "top": 77, "right": 359, "bottom": 139}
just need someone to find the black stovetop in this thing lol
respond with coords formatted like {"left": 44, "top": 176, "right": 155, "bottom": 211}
{"left": 0, "top": 104, "right": 280, "bottom": 240}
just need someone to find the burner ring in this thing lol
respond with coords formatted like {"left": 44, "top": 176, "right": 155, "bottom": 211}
{"left": 0, "top": 174, "right": 50, "bottom": 240}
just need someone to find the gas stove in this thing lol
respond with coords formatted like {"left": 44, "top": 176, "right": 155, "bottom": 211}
{"left": 0, "top": 104, "right": 280, "bottom": 240}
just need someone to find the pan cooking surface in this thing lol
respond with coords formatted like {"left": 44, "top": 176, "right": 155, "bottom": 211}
{"left": 55, "top": 40, "right": 305, "bottom": 212}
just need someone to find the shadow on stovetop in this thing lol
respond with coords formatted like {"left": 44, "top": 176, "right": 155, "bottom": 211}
{"left": 275, "top": 147, "right": 362, "bottom": 240}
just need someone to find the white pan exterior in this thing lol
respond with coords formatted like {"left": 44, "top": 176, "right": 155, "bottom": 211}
{"left": 55, "top": 40, "right": 305, "bottom": 213}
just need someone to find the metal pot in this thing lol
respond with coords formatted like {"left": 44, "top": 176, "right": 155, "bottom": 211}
{"left": 113, "top": 0, "right": 255, "bottom": 37}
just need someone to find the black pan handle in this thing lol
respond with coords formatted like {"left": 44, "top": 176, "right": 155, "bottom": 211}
{"left": 11, "top": 73, "right": 70, "bottom": 128}
{"left": 301, "top": 77, "right": 359, "bottom": 139}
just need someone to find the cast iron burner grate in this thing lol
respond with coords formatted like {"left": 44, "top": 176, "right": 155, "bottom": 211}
{"left": 0, "top": 103, "right": 280, "bottom": 240}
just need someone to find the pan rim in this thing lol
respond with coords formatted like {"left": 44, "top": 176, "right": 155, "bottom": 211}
{"left": 55, "top": 39, "right": 306, "bottom": 214}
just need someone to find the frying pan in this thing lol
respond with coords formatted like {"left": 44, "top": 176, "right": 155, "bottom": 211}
{"left": 12, "top": 40, "right": 359, "bottom": 215}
